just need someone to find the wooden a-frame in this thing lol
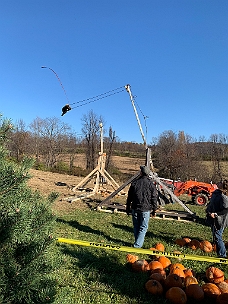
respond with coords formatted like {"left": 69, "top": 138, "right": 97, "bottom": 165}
{"left": 65, "top": 123, "right": 123, "bottom": 202}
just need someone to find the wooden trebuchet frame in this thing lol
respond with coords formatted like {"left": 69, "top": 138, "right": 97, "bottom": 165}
{"left": 65, "top": 123, "right": 123, "bottom": 202}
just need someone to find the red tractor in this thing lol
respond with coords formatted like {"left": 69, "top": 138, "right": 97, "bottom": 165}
{"left": 173, "top": 180, "right": 217, "bottom": 206}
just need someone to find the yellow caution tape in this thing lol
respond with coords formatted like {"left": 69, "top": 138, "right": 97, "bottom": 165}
{"left": 57, "top": 238, "right": 228, "bottom": 265}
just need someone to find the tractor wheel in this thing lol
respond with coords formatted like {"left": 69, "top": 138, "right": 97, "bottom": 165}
{"left": 194, "top": 194, "right": 209, "bottom": 206}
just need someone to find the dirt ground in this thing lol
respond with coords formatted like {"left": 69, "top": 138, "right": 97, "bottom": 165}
{"left": 27, "top": 155, "right": 144, "bottom": 215}
{"left": 27, "top": 169, "right": 84, "bottom": 214}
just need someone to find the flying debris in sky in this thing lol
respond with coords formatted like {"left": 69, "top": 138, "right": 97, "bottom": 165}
{"left": 61, "top": 104, "right": 71, "bottom": 116}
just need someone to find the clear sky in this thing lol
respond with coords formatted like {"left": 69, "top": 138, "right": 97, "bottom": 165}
{"left": 1, "top": 1, "right": 228, "bottom": 144}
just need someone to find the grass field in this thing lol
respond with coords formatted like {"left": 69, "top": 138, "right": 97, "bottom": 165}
{"left": 51, "top": 200, "right": 228, "bottom": 304}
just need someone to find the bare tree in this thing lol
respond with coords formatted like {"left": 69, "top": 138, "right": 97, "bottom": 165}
{"left": 29, "top": 117, "right": 71, "bottom": 168}
{"left": 208, "top": 133, "right": 228, "bottom": 182}
{"left": 105, "top": 126, "right": 116, "bottom": 170}
{"left": 9, "top": 119, "right": 30, "bottom": 161}
{"left": 154, "top": 130, "right": 209, "bottom": 181}
{"left": 81, "top": 110, "right": 104, "bottom": 170}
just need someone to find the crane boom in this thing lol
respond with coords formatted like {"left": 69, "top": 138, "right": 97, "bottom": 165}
{"left": 125, "top": 84, "right": 147, "bottom": 148}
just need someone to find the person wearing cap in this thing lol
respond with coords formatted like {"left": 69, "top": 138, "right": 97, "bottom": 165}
{"left": 206, "top": 181, "right": 228, "bottom": 258}
{"left": 126, "top": 165, "right": 158, "bottom": 248}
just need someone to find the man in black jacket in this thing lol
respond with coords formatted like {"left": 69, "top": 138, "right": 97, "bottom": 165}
{"left": 206, "top": 181, "right": 228, "bottom": 258}
{"left": 126, "top": 165, "right": 158, "bottom": 248}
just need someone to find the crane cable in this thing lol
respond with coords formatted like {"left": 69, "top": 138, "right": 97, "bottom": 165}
{"left": 41, "top": 66, "right": 149, "bottom": 139}
{"left": 69, "top": 86, "right": 126, "bottom": 109}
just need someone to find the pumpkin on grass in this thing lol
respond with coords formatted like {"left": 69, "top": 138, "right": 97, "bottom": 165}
{"left": 164, "top": 273, "right": 183, "bottom": 290}
{"left": 175, "top": 238, "right": 186, "bottom": 247}
{"left": 155, "top": 243, "right": 165, "bottom": 251}
{"left": 217, "top": 281, "right": 228, "bottom": 294}
{"left": 166, "top": 287, "right": 187, "bottom": 304}
{"left": 148, "top": 260, "right": 163, "bottom": 271}
{"left": 206, "top": 266, "right": 224, "bottom": 284}
{"left": 157, "top": 256, "right": 171, "bottom": 269}
{"left": 126, "top": 254, "right": 138, "bottom": 264}
{"left": 188, "top": 239, "right": 200, "bottom": 250}
{"left": 184, "top": 276, "right": 198, "bottom": 287}
{"left": 202, "top": 282, "right": 221, "bottom": 298}
{"left": 184, "top": 268, "right": 195, "bottom": 278}
{"left": 155, "top": 242, "right": 165, "bottom": 251}
{"left": 182, "top": 237, "right": 191, "bottom": 244}
{"left": 170, "top": 263, "right": 186, "bottom": 273}
{"left": 145, "top": 279, "right": 163, "bottom": 295}
{"left": 199, "top": 240, "right": 213, "bottom": 252}
{"left": 131, "top": 259, "right": 149, "bottom": 272}
{"left": 150, "top": 267, "right": 166, "bottom": 277}
{"left": 185, "top": 284, "right": 204, "bottom": 301}
{"left": 149, "top": 272, "right": 166, "bottom": 285}
{"left": 170, "top": 267, "right": 185, "bottom": 278}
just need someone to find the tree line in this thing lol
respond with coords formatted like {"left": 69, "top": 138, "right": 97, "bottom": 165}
{"left": 5, "top": 111, "right": 228, "bottom": 184}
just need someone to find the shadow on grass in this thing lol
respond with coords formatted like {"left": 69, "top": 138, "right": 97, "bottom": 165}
{"left": 111, "top": 223, "right": 177, "bottom": 248}
{"left": 56, "top": 218, "right": 133, "bottom": 247}
{"left": 58, "top": 243, "right": 167, "bottom": 304}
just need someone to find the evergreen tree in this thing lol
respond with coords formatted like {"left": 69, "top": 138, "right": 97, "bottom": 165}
{"left": 0, "top": 115, "right": 58, "bottom": 304}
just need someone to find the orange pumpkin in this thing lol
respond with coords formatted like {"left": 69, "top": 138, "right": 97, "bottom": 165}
{"left": 166, "top": 287, "right": 187, "bottom": 304}
{"left": 175, "top": 238, "right": 186, "bottom": 247}
{"left": 202, "top": 282, "right": 221, "bottom": 298}
{"left": 182, "top": 237, "right": 191, "bottom": 244}
{"left": 217, "top": 281, "right": 228, "bottom": 294}
{"left": 188, "top": 239, "right": 200, "bottom": 250}
{"left": 148, "top": 260, "right": 163, "bottom": 271}
{"left": 131, "top": 259, "right": 149, "bottom": 272}
{"left": 164, "top": 273, "right": 183, "bottom": 290}
{"left": 145, "top": 279, "right": 163, "bottom": 295}
{"left": 157, "top": 256, "right": 171, "bottom": 269}
{"left": 126, "top": 254, "right": 138, "bottom": 264}
{"left": 149, "top": 272, "right": 166, "bottom": 285}
{"left": 170, "top": 263, "right": 186, "bottom": 272}
{"left": 184, "top": 268, "right": 195, "bottom": 278}
{"left": 185, "top": 284, "right": 204, "bottom": 301}
{"left": 150, "top": 267, "right": 167, "bottom": 277}
{"left": 199, "top": 240, "right": 213, "bottom": 252}
{"left": 184, "top": 276, "right": 198, "bottom": 287}
{"left": 155, "top": 242, "right": 165, "bottom": 251}
{"left": 206, "top": 266, "right": 224, "bottom": 284}
{"left": 216, "top": 293, "right": 228, "bottom": 304}
{"left": 170, "top": 267, "right": 185, "bottom": 279}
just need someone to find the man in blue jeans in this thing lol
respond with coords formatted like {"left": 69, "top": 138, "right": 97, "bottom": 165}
{"left": 206, "top": 181, "right": 228, "bottom": 258}
{"left": 126, "top": 165, "right": 158, "bottom": 248}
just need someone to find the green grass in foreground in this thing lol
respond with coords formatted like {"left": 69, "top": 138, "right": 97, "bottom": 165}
{"left": 51, "top": 202, "right": 228, "bottom": 304}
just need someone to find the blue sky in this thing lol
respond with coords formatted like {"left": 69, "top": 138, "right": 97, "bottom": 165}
{"left": 1, "top": 1, "right": 228, "bottom": 144}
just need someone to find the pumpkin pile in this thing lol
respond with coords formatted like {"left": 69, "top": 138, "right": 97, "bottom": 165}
{"left": 126, "top": 243, "right": 228, "bottom": 304}
{"left": 175, "top": 237, "right": 217, "bottom": 253}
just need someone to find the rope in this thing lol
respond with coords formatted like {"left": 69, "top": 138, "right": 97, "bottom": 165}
{"left": 70, "top": 87, "right": 125, "bottom": 109}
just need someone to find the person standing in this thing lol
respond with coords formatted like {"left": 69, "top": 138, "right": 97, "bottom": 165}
{"left": 206, "top": 181, "right": 228, "bottom": 258}
{"left": 126, "top": 165, "right": 158, "bottom": 248}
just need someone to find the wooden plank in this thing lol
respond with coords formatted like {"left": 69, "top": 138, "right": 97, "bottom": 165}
{"left": 97, "top": 202, "right": 197, "bottom": 222}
